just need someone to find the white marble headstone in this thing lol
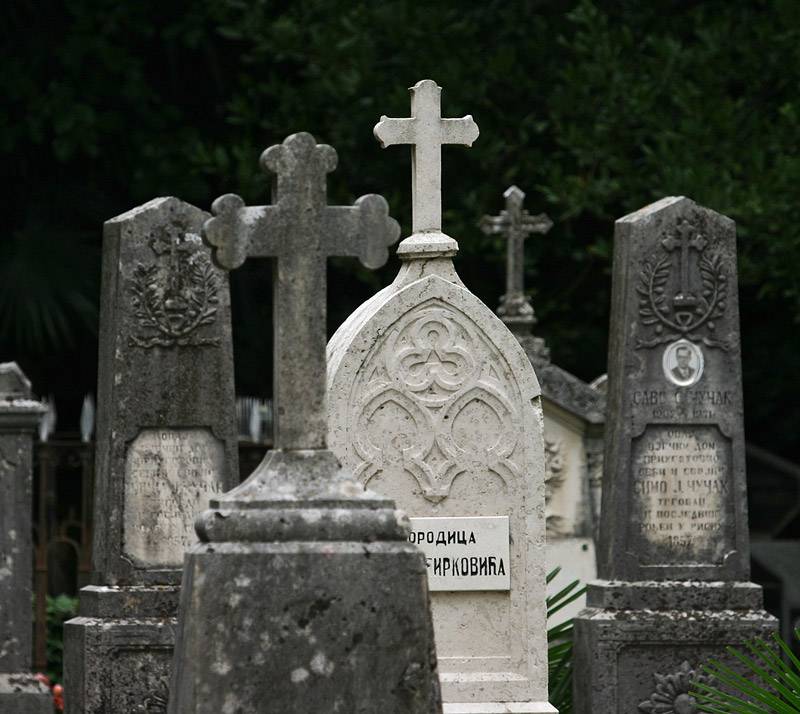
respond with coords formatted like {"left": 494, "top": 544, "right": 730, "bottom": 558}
{"left": 328, "top": 79, "right": 554, "bottom": 714}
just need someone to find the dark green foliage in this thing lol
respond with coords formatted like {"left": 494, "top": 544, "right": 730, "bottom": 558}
{"left": 693, "top": 629, "right": 800, "bottom": 713}
{"left": 45, "top": 595, "right": 78, "bottom": 685}
{"left": 2, "top": 0, "right": 798, "bottom": 458}
{"left": 547, "top": 566, "right": 586, "bottom": 713}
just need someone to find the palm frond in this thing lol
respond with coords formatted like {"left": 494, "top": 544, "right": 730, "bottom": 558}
{"left": 693, "top": 629, "right": 800, "bottom": 713}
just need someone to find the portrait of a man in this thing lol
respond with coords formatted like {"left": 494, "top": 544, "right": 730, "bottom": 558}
{"left": 671, "top": 345, "right": 695, "bottom": 381}
{"left": 662, "top": 339, "right": 704, "bottom": 386}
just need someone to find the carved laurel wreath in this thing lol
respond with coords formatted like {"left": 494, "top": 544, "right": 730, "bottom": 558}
{"left": 130, "top": 245, "right": 221, "bottom": 349}
{"left": 636, "top": 240, "right": 729, "bottom": 351}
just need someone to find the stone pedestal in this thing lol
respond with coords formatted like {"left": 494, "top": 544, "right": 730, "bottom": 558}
{"left": 574, "top": 581, "right": 775, "bottom": 712}
{"left": 0, "top": 363, "right": 52, "bottom": 713}
{"left": 168, "top": 449, "right": 441, "bottom": 713}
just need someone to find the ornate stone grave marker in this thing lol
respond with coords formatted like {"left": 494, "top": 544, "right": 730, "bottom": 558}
{"left": 572, "top": 196, "right": 776, "bottom": 713}
{"left": 328, "top": 81, "right": 555, "bottom": 714}
{"left": 63, "top": 197, "right": 239, "bottom": 713}
{"left": 168, "top": 132, "right": 441, "bottom": 713}
{"left": 482, "top": 186, "right": 603, "bottom": 622}
{"left": 0, "top": 363, "right": 52, "bottom": 713}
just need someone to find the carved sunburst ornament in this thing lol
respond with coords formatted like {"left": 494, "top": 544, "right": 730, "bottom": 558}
{"left": 638, "top": 661, "right": 714, "bottom": 714}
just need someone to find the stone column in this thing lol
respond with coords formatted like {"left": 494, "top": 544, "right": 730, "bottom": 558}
{"left": 0, "top": 362, "right": 52, "bottom": 713}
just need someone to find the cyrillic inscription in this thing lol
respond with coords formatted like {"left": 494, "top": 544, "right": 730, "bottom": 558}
{"left": 409, "top": 516, "right": 510, "bottom": 591}
{"left": 123, "top": 428, "right": 225, "bottom": 568}
{"left": 631, "top": 425, "right": 734, "bottom": 566}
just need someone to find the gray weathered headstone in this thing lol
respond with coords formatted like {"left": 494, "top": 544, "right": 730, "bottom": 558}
{"left": 0, "top": 363, "right": 52, "bottom": 713}
{"left": 573, "top": 196, "right": 776, "bottom": 713}
{"left": 63, "top": 197, "right": 239, "bottom": 713}
{"left": 328, "top": 82, "right": 555, "bottom": 714}
{"left": 168, "top": 132, "right": 442, "bottom": 713}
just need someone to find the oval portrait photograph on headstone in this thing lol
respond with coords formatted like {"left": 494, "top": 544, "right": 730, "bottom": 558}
{"left": 662, "top": 339, "right": 704, "bottom": 387}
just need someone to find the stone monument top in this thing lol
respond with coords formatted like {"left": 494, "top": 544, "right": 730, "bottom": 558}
{"left": 374, "top": 79, "right": 478, "bottom": 257}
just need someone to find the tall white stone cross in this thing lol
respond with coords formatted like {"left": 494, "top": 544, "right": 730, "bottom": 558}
{"left": 374, "top": 79, "right": 479, "bottom": 234}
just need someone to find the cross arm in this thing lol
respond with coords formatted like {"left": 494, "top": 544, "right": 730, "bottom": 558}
{"left": 324, "top": 195, "right": 400, "bottom": 269}
{"left": 374, "top": 117, "right": 417, "bottom": 148}
{"left": 522, "top": 213, "right": 554, "bottom": 234}
{"left": 203, "top": 194, "right": 279, "bottom": 270}
{"left": 479, "top": 213, "right": 508, "bottom": 236}
{"left": 441, "top": 117, "right": 479, "bottom": 147}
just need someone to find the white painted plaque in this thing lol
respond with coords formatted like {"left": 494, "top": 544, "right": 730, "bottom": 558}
{"left": 124, "top": 428, "right": 225, "bottom": 568}
{"left": 409, "top": 516, "right": 510, "bottom": 591}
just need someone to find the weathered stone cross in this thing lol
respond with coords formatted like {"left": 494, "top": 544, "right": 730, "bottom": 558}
{"left": 662, "top": 219, "right": 707, "bottom": 304}
{"left": 204, "top": 132, "right": 399, "bottom": 450}
{"left": 374, "top": 79, "right": 479, "bottom": 234}
{"left": 480, "top": 185, "right": 552, "bottom": 325}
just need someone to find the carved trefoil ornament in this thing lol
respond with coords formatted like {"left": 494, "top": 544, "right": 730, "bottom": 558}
{"left": 129, "top": 222, "right": 221, "bottom": 348}
{"left": 638, "top": 660, "right": 714, "bottom": 714}
{"left": 544, "top": 437, "right": 567, "bottom": 536}
{"left": 350, "top": 300, "right": 521, "bottom": 503}
{"left": 636, "top": 215, "right": 729, "bottom": 352}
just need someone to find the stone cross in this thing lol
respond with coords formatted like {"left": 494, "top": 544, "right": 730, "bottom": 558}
{"left": 168, "top": 135, "right": 441, "bottom": 713}
{"left": 0, "top": 363, "right": 51, "bottom": 712}
{"left": 204, "top": 131, "right": 399, "bottom": 451}
{"left": 480, "top": 185, "right": 552, "bottom": 327}
{"left": 374, "top": 79, "right": 478, "bottom": 233}
{"left": 661, "top": 218, "right": 707, "bottom": 305}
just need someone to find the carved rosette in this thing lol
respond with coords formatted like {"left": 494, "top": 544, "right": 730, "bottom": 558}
{"left": 636, "top": 215, "right": 729, "bottom": 352}
{"left": 129, "top": 222, "right": 221, "bottom": 348}
{"left": 350, "top": 300, "right": 521, "bottom": 503}
{"left": 638, "top": 660, "right": 714, "bottom": 714}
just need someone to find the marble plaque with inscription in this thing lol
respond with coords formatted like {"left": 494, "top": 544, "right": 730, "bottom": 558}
{"left": 124, "top": 428, "right": 225, "bottom": 568}
{"left": 630, "top": 425, "right": 734, "bottom": 566}
{"left": 409, "top": 516, "right": 511, "bottom": 591}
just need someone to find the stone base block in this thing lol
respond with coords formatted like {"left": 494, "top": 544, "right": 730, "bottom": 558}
{"left": 0, "top": 673, "right": 53, "bottom": 713}
{"left": 573, "top": 584, "right": 777, "bottom": 714}
{"left": 169, "top": 541, "right": 441, "bottom": 713}
{"left": 443, "top": 702, "right": 558, "bottom": 713}
{"left": 64, "top": 615, "right": 176, "bottom": 714}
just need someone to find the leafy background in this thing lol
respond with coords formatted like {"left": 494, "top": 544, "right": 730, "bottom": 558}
{"left": 2, "top": 0, "right": 798, "bottom": 459}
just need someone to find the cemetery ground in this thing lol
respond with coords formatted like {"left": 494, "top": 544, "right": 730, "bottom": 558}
{"left": 4, "top": 3, "right": 800, "bottom": 713}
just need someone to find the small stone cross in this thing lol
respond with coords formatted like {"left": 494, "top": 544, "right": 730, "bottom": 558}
{"left": 204, "top": 132, "right": 400, "bottom": 450}
{"left": 661, "top": 219, "right": 707, "bottom": 305}
{"left": 374, "top": 79, "right": 479, "bottom": 234}
{"left": 480, "top": 185, "right": 553, "bottom": 326}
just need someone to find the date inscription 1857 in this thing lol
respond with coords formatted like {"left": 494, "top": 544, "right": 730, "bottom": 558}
{"left": 631, "top": 425, "right": 733, "bottom": 566}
